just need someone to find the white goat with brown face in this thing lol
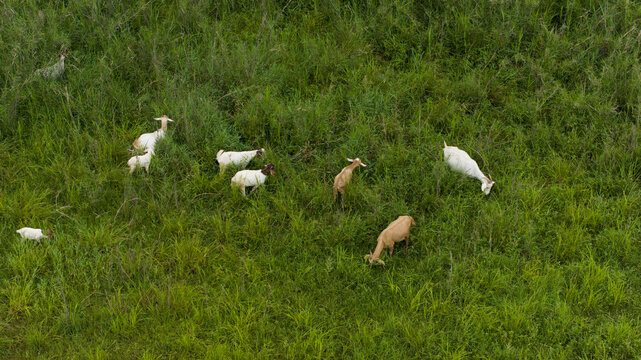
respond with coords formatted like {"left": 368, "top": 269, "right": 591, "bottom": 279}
{"left": 133, "top": 115, "right": 174, "bottom": 152}
{"left": 216, "top": 148, "right": 264, "bottom": 173}
{"left": 231, "top": 163, "right": 275, "bottom": 197}
{"left": 333, "top": 158, "right": 367, "bottom": 198}
{"left": 364, "top": 216, "right": 416, "bottom": 265}
{"left": 443, "top": 142, "right": 494, "bottom": 195}
{"left": 16, "top": 227, "right": 54, "bottom": 244}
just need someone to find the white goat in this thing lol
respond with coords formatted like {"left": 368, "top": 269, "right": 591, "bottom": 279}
{"left": 36, "top": 52, "right": 65, "bottom": 79}
{"left": 133, "top": 115, "right": 174, "bottom": 152}
{"left": 230, "top": 164, "right": 275, "bottom": 197}
{"left": 216, "top": 148, "right": 264, "bottom": 173}
{"left": 128, "top": 149, "right": 153, "bottom": 174}
{"left": 443, "top": 141, "right": 494, "bottom": 195}
{"left": 16, "top": 227, "right": 54, "bottom": 244}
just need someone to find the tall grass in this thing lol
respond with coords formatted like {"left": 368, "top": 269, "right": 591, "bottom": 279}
{"left": 2, "top": 0, "right": 641, "bottom": 357}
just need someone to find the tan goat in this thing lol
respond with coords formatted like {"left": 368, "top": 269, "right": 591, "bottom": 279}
{"left": 333, "top": 158, "right": 367, "bottom": 198}
{"left": 364, "top": 216, "right": 416, "bottom": 265}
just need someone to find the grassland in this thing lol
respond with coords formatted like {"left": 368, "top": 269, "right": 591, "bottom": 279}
{"left": 2, "top": 0, "right": 641, "bottom": 358}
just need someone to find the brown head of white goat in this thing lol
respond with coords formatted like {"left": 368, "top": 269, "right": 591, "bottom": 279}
{"left": 364, "top": 216, "right": 416, "bottom": 266}
{"left": 333, "top": 158, "right": 367, "bottom": 199}
{"left": 443, "top": 142, "right": 494, "bottom": 195}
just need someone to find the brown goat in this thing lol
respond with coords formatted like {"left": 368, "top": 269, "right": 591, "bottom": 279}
{"left": 365, "top": 216, "right": 416, "bottom": 265}
{"left": 333, "top": 158, "right": 367, "bottom": 199}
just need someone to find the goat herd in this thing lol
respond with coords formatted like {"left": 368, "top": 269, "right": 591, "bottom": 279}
{"left": 16, "top": 112, "right": 495, "bottom": 265}
{"left": 17, "top": 52, "right": 496, "bottom": 265}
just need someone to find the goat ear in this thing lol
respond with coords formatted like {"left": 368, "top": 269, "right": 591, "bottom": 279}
{"left": 360, "top": 163, "right": 367, "bottom": 167}
{"left": 346, "top": 158, "right": 353, "bottom": 162}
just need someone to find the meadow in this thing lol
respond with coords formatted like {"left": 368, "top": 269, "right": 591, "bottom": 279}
{"left": 2, "top": 0, "right": 641, "bottom": 358}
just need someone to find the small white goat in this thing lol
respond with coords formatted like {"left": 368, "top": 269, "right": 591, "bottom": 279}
{"left": 36, "top": 52, "right": 65, "bottom": 79}
{"left": 16, "top": 227, "right": 54, "bottom": 244}
{"left": 216, "top": 148, "right": 264, "bottom": 173}
{"left": 133, "top": 115, "right": 174, "bottom": 152}
{"left": 443, "top": 142, "right": 494, "bottom": 195}
{"left": 231, "top": 163, "right": 275, "bottom": 197}
{"left": 127, "top": 149, "right": 153, "bottom": 174}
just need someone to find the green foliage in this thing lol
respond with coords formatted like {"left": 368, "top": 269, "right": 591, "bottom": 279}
{"left": 2, "top": 0, "right": 641, "bottom": 358}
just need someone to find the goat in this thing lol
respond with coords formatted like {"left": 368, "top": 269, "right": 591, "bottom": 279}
{"left": 231, "top": 164, "right": 275, "bottom": 197}
{"left": 16, "top": 227, "right": 54, "bottom": 244}
{"left": 127, "top": 149, "right": 153, "bottom": 174}
{"left": 443, "top": 142, "right": 494, "bottom": 195}
{"left": 36, "top": 52, "right": 65, "bottom": 79}
{"left": 333, "top": 158, "right": 367, "bottom": 199}
{"left": 364, "top": 216, "right": 416, "bottom": 265}
{"left": 133, "top": 115, "right": 174, "bottom": 152}
{"left": 216, "top": 148, "right": 264, "bottom": 173}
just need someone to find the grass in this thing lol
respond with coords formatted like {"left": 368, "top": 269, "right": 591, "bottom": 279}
{"left": 2, "top": 0, "right": 641, "bottom": 358}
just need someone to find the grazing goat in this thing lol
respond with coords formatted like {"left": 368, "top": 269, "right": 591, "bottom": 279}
{"left": 36, "top": 52, "right": 65, "bottom": 79}
{"left": 133, "top": 115, "right": 174, "bottom": 152}
{"left": 16, "top": 227, "right": 54, "bottom": 244}
{"left": 333, "top": 158, "right": 367, "bottom": 199}
{"left": 443, "top": 142, "right": 494, "bottom": 195}
{"left": 364, "top": 216, "right": 416, "bottom": 265}
{"left": 231, "top": 163, "right": 275, "bottom": 197}
{"left": 127, "top": 149, "right": 153, "bottom": 174}
{"left": 216, "top": 148, "right": 264, "bottom": 173}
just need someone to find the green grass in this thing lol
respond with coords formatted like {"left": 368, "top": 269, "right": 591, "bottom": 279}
{"left": 2, "top": 0, "right": 641, "bottom": 358}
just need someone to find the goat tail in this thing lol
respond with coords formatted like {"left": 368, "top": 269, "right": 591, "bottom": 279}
{"left": 443, "top": 141, "right": 447, "bottom": 148}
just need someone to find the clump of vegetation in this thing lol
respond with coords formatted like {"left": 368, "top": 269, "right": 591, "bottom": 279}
{"left": 2, "top": 0, "right": 641, "bottom": 357}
